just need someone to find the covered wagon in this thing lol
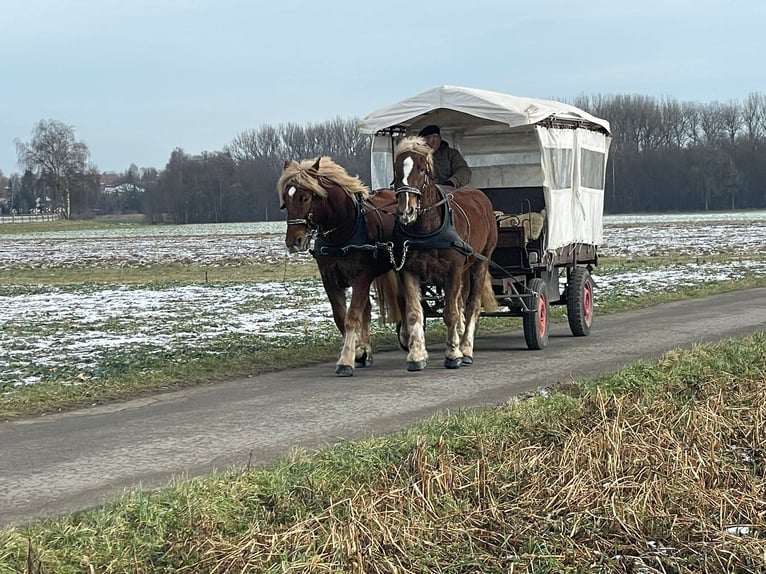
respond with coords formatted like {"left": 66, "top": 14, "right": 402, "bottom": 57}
{"left": 359, "top": 85, "right": 612, "bottom": 349}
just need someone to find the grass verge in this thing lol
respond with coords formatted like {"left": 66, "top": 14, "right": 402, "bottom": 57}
{"left": 2, "top": 333, "right": 764, "bottom": 573}
{"left": 0, "top": 263, "right": 319, "bottom": 286}
{"left": 2, "top": 275, "right": 766, "bottom": 421}
{"left": 0, "top": 215, "right": 146, "bottom": 235}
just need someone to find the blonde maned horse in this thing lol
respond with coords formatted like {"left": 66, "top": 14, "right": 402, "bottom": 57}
{"left": 278, "top": 157, "right": 404, "bottom": 376}
{"left": 392, "top": 137, "right": 498, "bottom": 371}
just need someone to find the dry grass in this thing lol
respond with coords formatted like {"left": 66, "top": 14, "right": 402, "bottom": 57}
{"left": 189, "top": 375, "right": 764, "bottom": 573}
{"left": 3, "top": 334, "right": 765, "bottom": 573}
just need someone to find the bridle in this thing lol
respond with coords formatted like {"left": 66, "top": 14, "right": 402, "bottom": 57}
{"left": 284, "top": 183, "right": 319, "bottom": 244}
{"left": 394, "top": 156, "right": 452, "bottom": 216}
{"left": 394, "top": 152, "right": 431, "bottom": 215}
{"left": 284, "top": 184, "right": 341, "bottom": 240}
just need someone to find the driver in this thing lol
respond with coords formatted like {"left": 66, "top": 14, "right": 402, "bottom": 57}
{"left": 417, "top": 124, "right": 472, "bottom": 188}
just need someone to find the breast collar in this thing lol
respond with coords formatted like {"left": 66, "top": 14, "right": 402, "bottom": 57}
{"left": 392, "top": 184, "right": 473, "bottom": 256}
{"left": 310, "top": 193, "right": 376, "bottom": 257}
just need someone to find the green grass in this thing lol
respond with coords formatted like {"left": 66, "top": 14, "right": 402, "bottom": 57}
{"left": 0, "top": 263, "right": 320, "bottom": 286}
{"left": 0, "top": 214, "right": 146, "bottom": 235}
{"left": 2, "top": 333, "right": 764, "bottom": 573}
{"left": 0, "top": 334, "right": 350, "bottom": 419}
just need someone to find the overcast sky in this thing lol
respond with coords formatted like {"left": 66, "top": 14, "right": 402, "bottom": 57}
{"left": 1, "top": 0, "right": 763, "bottom": 177}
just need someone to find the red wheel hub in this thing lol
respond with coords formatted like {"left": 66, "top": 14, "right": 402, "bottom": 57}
{"left": 583, "top": 281, "right": 593, "bottom": 324}
{"left": 537, "top": 295, "right": 547, "bottom": 332}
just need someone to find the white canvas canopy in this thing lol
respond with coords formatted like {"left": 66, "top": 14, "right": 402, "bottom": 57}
{"left": 359, "top": 85, "right": 610, "bottom": 135}
{"left": 359, "top": 85, "right": 612, "bottom": 251}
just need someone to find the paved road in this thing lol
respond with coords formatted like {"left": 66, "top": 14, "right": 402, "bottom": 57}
{"left": 2, "top": 288, "right": 765, "bottom": 527}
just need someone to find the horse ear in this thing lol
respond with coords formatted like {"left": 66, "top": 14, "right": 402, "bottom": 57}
{"left": 303, "top": 157, "right": 321, "bottom": 179}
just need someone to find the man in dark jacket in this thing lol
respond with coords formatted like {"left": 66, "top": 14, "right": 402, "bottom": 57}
{"left": 417, "top": 124, "right": 472, "bottom": 188}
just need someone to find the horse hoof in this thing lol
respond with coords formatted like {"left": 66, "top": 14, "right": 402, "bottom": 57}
{"left": 407, "top": 360, "right": 427, "bottom": 372}
{"left": 335, "top": 365, "right": 354, "bottom": 377}
{"left": 444, "top": 357, "right": 463, "bottom": 369}
{"left": 355, "top": 351, "right": 371, "bottom": 368}
{"left": 461, "top": 356, "right": 473, "bottom": 366}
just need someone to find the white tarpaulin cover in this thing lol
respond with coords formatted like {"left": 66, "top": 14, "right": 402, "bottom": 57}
{"left": 360, "top": 86, "right": 611, "bottom": 251}
{"left": 359, "top": 85, "right": 611, "bottom": 134}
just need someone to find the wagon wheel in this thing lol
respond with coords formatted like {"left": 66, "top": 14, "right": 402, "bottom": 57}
{"left": 420, "top": 284, "right": 444, "bottom": 318}
{"left": 567, "top": 267, "right": 594, "bottom": 336}
{"left": 523, "top": 278, "right": 549, "bottom": 350}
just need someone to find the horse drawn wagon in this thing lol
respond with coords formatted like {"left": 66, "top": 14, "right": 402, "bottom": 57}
{"left": 359, "top": 85, "right": 612, "bottom": 351}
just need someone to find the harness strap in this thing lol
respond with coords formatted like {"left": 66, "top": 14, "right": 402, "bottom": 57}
{"left": 392, "top": 184, "right": 474, "bottom": 257}
{"left": 310, "top": 194, "right": 386, "bottom": 258}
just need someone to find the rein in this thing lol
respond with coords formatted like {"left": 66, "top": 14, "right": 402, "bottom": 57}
{"left": 420, "top": 191, "right": 453, "bottom": 215}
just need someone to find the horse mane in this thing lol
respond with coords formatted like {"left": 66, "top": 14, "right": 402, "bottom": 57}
{"left": 277, "top": 157, "right": 370, "bottom": 206}
{"left": 394, "top": 137, "right": 434, "bottom": 172}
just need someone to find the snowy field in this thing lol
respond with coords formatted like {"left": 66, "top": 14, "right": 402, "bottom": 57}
{"left": 1, "top": 212, "right": 765, "bottom": 389}
{"left": 2, "top": 212, "right": 766, "bottom": 268}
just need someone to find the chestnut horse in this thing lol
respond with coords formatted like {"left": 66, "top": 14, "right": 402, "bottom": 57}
{"left": 392, "top": 137, "right": 498, "bottom": 371}
{"left": 278, "top": 157, "right": 403, "bottom": 376}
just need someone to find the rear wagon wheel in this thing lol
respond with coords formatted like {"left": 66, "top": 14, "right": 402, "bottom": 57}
{"left": 567, "top": 267, "right": 594, "bottom": 336}
{"left": 523, "top": 278, "right": 549, "bottom": 350}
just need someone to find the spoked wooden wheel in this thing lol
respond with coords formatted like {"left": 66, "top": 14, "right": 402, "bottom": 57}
{"left": 567, "top": 267, "right": 594, "bottom": 336}
{"left": 523, "top": 278, "right": 549, "bottom": 350}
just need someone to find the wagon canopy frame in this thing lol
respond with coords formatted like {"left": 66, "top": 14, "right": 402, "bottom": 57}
{"left": 359, "top": 85, "right": 612, "bottom": 253}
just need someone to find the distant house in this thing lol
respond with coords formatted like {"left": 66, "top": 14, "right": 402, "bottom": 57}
{"left": 102, "top": 183, "right": 145, "bottom": 195}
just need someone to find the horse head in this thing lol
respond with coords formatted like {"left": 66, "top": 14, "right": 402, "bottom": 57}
{"left": 392, "top": 137, "right": 433, "bottom": 225}
{"left": 278, "top": 158, "right": 324, "bottom": 253}
{"left": 278, "top": 156, "right": 371, "bottom": 253}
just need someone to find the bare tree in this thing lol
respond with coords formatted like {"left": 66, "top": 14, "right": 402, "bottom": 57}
{"left": 15, "top": 119, "right": 90, "bottom": 218}
{"left": 742, "top": 92, "right": 766, "bottom": 146}
{"left": 719, "top": 101, "right": 743, "bottom": 146}
{"left": 698, "top": 103, "right": 728, "bottom": 148}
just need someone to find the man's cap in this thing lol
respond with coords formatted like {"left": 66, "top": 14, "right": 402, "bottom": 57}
{"left": 418, "top": 125, "right": 440, "bottom": 137}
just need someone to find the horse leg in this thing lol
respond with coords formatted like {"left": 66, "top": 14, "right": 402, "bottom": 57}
{"left": 396, "top": 282, "right": 410, "bottom": 351}
{"left": 456, "top": 273, "right": 468, "bottom": 340}
{"left": 322, "top": 281, "right": 352, "bottom": 375}
{"left": 356, "top": 296, "right": 373, "bottom": 368}
{"left": 322, "top": 279, "right": 347, "bottom": 337}
{"left": 459, "top": 263, "right": 488, "bottom": 365}
{"left": 442, "top": 277, "right": 464, "bottom": 369}
{"left": 402, "top": 272, "right": 428, "bottom": 371}
{"left": 335, "top": 277, "right": 373, "bottom": 376}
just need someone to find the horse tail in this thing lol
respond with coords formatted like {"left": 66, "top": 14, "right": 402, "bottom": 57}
{"left": 480, "top": 269, "right": 498, "bottom": 312}
{"left": 373, "top": 270, "right": 404, "bottom": 324}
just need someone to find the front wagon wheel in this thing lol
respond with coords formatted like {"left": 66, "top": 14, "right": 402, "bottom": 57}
{"left": 523, "top": 278, "right": 549, "bottom": 350}
{"left": 567, "top": 267, "right": 594, "bottom": 337}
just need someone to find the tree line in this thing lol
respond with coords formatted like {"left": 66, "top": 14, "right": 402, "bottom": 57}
{"left": 574, "top": 92, "right": 766, "bottom": 212}
{"left": 2, "top": 93, "right": 765, "bottom": 221}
